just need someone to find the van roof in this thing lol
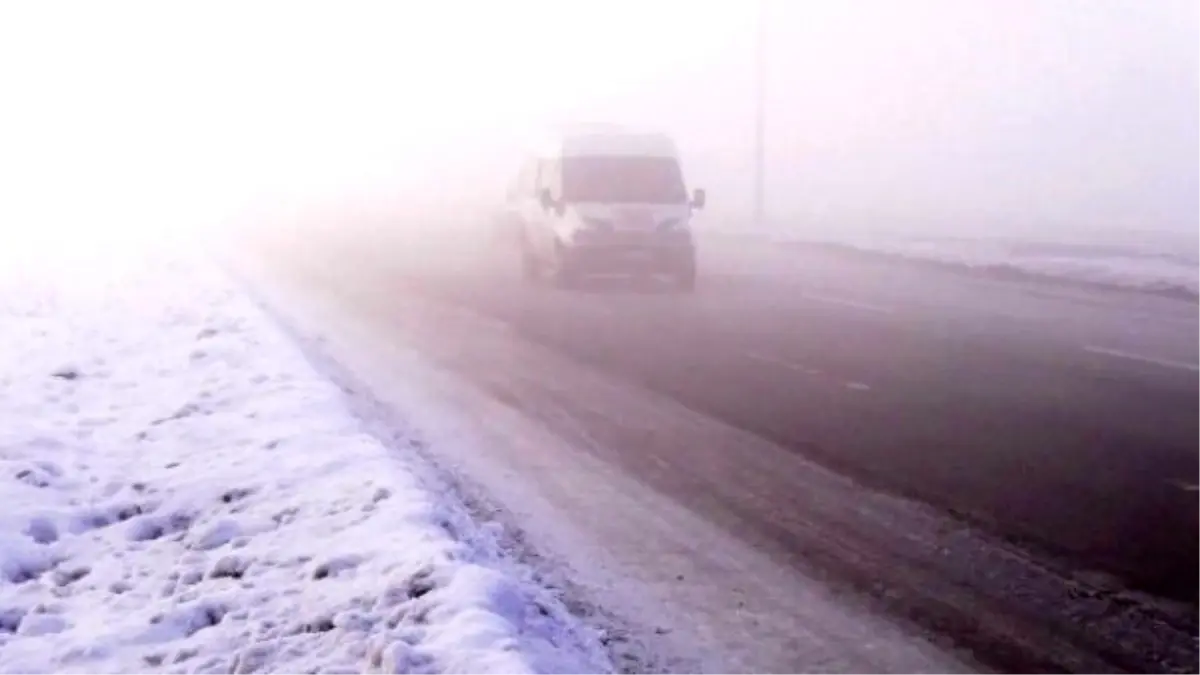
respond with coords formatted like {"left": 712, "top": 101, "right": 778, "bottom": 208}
{"left": 537, "top": 125, "right": 680, "bottom": 159}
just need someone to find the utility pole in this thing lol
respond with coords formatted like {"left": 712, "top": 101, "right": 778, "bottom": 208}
{"left": 753, "top": 0, "right": 766, "bottom": 229}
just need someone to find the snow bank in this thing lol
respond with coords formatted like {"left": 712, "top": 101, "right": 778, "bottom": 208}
{"left": 704, "top": 219, "right": 1199, "bottom": 299}
{"left": 0, "top": 249, "right": 609, "bottom": 674}
{"left": 803, "top": 236, "right": 1200, "bottom": 299}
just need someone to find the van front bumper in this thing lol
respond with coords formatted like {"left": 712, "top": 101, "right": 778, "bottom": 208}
{"left": 562, "top": 232, "right": 694, "bottom": 273}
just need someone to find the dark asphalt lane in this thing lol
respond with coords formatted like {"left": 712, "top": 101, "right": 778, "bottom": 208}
{"left": 331, "top": 227, "right": 1198, "bottom": 603}
{"left": 247, "top": 220, "right": 1198, "bottom": 670}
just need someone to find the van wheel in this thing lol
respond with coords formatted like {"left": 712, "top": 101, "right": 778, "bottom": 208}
{"left": 673, "top": 258, "right": 696, "bottom": 293}
{"left": 675, "top": 270, "right": 696, "bottom": 292}
{"left": 550, "top": 244, "right": 578, "bottom": 289}
{"left": 551, "top": 264, "right": 578, "bottom": 289}
{"left": 520, "top": 241, "right": 540, "bottom": 283}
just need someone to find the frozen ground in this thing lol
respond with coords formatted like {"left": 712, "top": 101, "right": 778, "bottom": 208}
{"left": 800, "top": 234, "right": 1199, "bottom": 299}
{"left": 0, "top": 247, "right": 610, "bottom": 674}
{"left": 703, "top": 217, "right": 1199, "bottom": 299}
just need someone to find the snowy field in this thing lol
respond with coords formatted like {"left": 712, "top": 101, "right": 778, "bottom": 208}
{"left": 703, "top": 217, "right": 1199, "bottom": 299}
{"left": 0, "top": 247, "right": 609, "bottom": 674}
{"left": 804, "top": 233, "right": 1199, "bottom": 299}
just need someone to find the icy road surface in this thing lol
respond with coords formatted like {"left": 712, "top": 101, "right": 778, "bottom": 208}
{"left": 233, "top": 215, "right": 1197, "bottom": 673}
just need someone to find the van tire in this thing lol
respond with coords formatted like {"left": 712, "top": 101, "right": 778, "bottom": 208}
{"left": 549, "top": 243, "right": 578, "bottom": 289}
{"left": 674, "top": 270, "right": 696, "bottom": 293}
{"left": 551, "top": 264, "right": 578, "bottom": 289}
{"left": 521, "top": 242, "right": 540, "bottom": 283}
{"left": 672, "top": 255, "right": 696, "bottom": 292}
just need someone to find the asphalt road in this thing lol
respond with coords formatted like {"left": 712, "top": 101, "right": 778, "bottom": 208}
{"left": 247, "top": 218, "right": 1198, "bottom": 672}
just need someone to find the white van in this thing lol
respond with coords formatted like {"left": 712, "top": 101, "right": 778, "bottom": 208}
{"left": 502, "top": 126, "right": 706, "bottom": 291}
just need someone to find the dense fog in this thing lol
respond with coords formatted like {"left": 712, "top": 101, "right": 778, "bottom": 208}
{"left": 1, "top": 1, "right": 1195, "bottom": 252}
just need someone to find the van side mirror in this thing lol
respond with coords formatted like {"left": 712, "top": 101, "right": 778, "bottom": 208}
{"left": 539, "top": 188, "right": 566, "bottom": 216}
{"left": 691, "top": 188, "right": 706, "bottom": 210}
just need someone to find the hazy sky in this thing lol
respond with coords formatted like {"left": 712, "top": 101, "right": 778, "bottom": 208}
{"left": 1, "top": 0, "right": 1195, "bottom": 250}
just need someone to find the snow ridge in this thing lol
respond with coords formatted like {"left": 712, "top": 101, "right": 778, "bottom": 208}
{"left": 793, "top": 237, "right": 1200, "bottom": 300}
{"left": 0, "top": 253, "right": 609, "bottom": 674}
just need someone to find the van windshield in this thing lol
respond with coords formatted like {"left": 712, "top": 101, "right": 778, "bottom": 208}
{"left": 562, "top": 156, "right": 688, "bottom": 204}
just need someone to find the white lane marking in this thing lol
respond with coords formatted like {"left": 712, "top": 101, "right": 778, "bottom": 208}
{"left": 744, "top": 351, "right": 819, "bottom": 375}
{"left": 1083, "top": 346, "right": 1199, "bottom": 373}
{"left": 743, "top": 351, "right": 874, "bottom": 392}
{"left": 800, "top": 293, "right": 895, "bottom": 315}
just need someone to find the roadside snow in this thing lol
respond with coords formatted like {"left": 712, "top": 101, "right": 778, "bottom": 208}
{"left": 704, "top": 218, "right": 1199, "bottom": 298}
{"left": 821, "top": 235, "right": 1200, "bottom": 298}
{"left": 0, "top": 249, "right": 610, "bottom": 674}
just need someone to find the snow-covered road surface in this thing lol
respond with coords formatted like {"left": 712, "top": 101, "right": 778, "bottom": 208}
{"left": 233, "top": 219, "right": 1198, "bottom": 674}
{"left": 0, "top": 250, "right": 610, "bottom": 674}
{"left": 232, "top": 229, "right": 985, "bottom": 674}
{"left": 703, "top": 220, "right": 1199, "bottom": 300}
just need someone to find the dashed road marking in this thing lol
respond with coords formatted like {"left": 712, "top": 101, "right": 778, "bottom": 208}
{"left": 743, "top": 351, "right": 819, "bottom": 375}
{"left": 800, "top": 293, "right": 895, "bottom": 315}
{"left": 743, "top": 351, "right": 874, "bottom": 392}
{"left": 1083, "top": 346, "right": 1199, "bottom": 373}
